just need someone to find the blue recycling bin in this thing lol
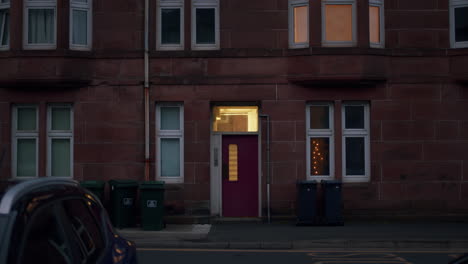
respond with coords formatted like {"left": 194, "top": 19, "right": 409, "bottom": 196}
{"left": 296, "top": 180, "right": 318, "bottom": 225}
{"left": 321, "top": 180, "right": 344, "bottom": 225}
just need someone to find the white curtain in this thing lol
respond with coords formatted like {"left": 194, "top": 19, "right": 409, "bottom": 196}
{"left": 28, "top": 9, "right": 54, "bottom": 44}
{"left": 72, "top": 9, "right": 87, "bottom": 45}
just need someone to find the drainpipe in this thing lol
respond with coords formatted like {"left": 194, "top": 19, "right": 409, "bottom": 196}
{"left": 144, "top": 0, "right": 150, "bottom": 181}
{"left": 260, "top": 114, "right": 271, "bottom": 223}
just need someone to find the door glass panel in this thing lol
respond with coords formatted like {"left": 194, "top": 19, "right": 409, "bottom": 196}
{"left": 17, "top": 139, "right": 36, "bottom": 177}
{"left": 455, "top": 7, "right": 468, "bottom": 42}
{"left": 309, "top": 105, "right": 329, "bottom": 129}
{"left": 51, "top": 107, "right": 71, "bottom": 131}
{"left": 345, "top": 105, "right": 364, "bottom": 129}
{"left": 325, "top": 4, "right": 353, "bottom": 42}
{"left": 161, "top": 138, "right": 180, "bottom": 176}
{"left": 294, "top": 5, "right": 308, "bottom": 43}
{"left": 345, "top": 137, "right": 365, "bottom": 175}
{"left": 160, "top": 107, "right": 180, "bottom": 130}
{"left": 310, "top": 138, "right": 330, "bottom": 176}
{"left": 161, "top": 8, "right": 181, "bottom": 44}
{"left": 17, "top": 107, "right": 36, "bottom": 131}
{"left": 228, "top": 144, "right": 238, "bottom": 182}
{"left": 369, "top": 6, "right": 380, "bottom": 43}
{"left": 51, "top": 139, "right": 71, "bottom": 177}
{"left": 213, "top": 106, "right": 258, "bottom": 132}
{"left": 196, "top": 8, "right": 215, "bottom": 44}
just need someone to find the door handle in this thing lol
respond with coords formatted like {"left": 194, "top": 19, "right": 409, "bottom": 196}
{"left": 222, "top": 163, "right": 228, "bottom": 180}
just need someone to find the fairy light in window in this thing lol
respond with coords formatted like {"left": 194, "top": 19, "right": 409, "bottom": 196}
{"left": 312, "top": 140, "right": 324, "bottom": 175}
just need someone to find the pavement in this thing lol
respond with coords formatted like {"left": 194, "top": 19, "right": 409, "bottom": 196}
{"left": 118, "top": 220, "right": 468, "bottom": 250}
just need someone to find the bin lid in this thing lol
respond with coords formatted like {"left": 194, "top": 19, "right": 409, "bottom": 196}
{"left": 321, "top": 180, "right": 342, "bottom": 185}
{"left": 109, "top": 179, "right": 138, "bottom": 188}
{"left": 296, "top": 180, "right": 317, "bottom": 185}
{"left": 140, "top": 181, "right": 165, "bottom": 190}
{"left": 80, "top": 180, "right": 106, "bottom": 188}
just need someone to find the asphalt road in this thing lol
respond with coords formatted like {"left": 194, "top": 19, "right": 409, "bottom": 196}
{"left": 137, "top": 248, "right": 466, "bottom": 264}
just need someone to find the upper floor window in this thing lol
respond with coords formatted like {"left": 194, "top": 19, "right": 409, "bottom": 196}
{"left": 191, "top": 0, "right": 219, "bottom": 50}
{"left": 24, "top": 0, "right": 57, "bottom": 49}
{"left": 322, "top": 0, "right": 357, "bottom": 47}
{"left": 70, "top": 0, "right": 92, "bottom": 50}
{"left": 0, "top": 0, "right": 9, "bottom": 50}
{"left": 288, "top": 0, "right": 309, "bottom": 49}
{"left": 157, "top": 0, "right": 184, "bottom": 50}
{"left": 369, "top": 0, "right": 384, "bottom": 48}
{"left": 450, "top": 0, "right": 468, "bottom": 48}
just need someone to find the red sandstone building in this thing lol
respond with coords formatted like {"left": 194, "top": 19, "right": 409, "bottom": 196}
{"left": 1, "top": 0, "right": 468, "bottom": 221}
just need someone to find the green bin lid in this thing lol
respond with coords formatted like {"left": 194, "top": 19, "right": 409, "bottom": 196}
{"left": 109, "top": 179, "right": 138, "bottom": 187}
{"left": 140, "top": 181, "right": 165, "bottom": 189}
{"left": 80, "top": 180, "right": 106, "bottom": 188}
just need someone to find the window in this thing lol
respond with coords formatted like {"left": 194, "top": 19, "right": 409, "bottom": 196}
{"left": 47, "top": 104, "right": 73, "bottom": 177}
{"left": 369, "top": 0, "right": 384, "bottom": 48}
{"left": 450, "top": 0, "right": 468, "bottom": 48}
{"left": 289, "top": 0, "right": 309, "bottom": 49}
{"left": 0, "top": 0, "right": 9, "bottom": 50}
{"left": 322, "top": 0, "right": 356, "bottom": 47}
{"left": 156, "top": 103, "right": 184, "bottom": 183}
{"left": 191, "top": 0, "right": 219, "bottom": 50}
{"left": 342, "top": 102, "right": 370, "bottom": 182}
{"left": 306, "top": 103, "right": 334, "bottom": 180}
{"left": 157, "top": 0, "right": 184, "bottom": 50}
{"left": 70, "top": 0, "right": 92, "bottom": 50}
{"left": 12, "top": 105, "right": 39, "bottom": 178}
{"left": 24, "top": 0, "right": 57, "bottom": 49}
{"left": 62, "top": 199, "right": 105, "bottom": 263}
{"left": 212, "top": 106, "right": 259, "bottom": 133}
{"left": 19, "top": 203, "right": 73, "bottom": 264}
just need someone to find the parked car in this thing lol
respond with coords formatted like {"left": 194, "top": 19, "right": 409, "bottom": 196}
{"left": 0, "top": 178, "right": 138, "bottom": 264}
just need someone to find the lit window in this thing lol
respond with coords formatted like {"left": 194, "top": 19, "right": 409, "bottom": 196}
{"left": 0, "top": 0, "right": 9, "bottom": 50}
{"left": 192, "top": 0, "right": 219, "bottom": 50}
{"left": 24, "top": 0, "right": 57, "bottom": 49}
{"left": 70, "top": 0, "right": 92, "bottom": 50}
{"left": 156, "top": 103, "right": 184, "bottom": 183}
{"left": 369, "top": 0, "right": 384, "bottom": 48}
{"left": 47, "top": 104, "right": 74, "bottom": 177}
{"left": 306, "top": 103, "right": 334, "bottom": 180}
{"left": 212, "top": 106, "right": 258, "bottom": 133}
{"left": 450, "top": 0, "right": 468, "bottom": 48}
{"left": 157, "top": 0, "right": 184, "bottom": 50}
{"left": 322, "top": 0, "right": 356, "bottom": 47}
{"left": 342, "top": 102, "right": 370, "bottom": 182}
{"left": 289, "top": 0, "right": 309, "bottom": 49}
{"left": 12, "top": 105, "right": 39, "bottom": 178}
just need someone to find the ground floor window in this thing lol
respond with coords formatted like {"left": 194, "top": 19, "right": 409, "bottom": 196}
{"left": 156, "top": 103, "right": 184, "bottom": 183}
{"left": 306, "top": 101, "right": 370, "bottom": 182}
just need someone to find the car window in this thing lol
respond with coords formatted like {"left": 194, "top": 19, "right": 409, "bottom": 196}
{"left": 19, "top": 204, "right": 73, "bottom": 264}
{"left": 62, "top": 199, "right": 105, "bottom": 263}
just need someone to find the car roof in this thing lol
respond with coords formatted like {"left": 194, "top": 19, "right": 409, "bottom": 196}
{"left": 0, "top": 178, "right": 80, "bottom": 215}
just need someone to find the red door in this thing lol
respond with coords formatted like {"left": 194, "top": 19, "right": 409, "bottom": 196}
{"left": 222, "top": 135, "right": 258, "bottom": 217}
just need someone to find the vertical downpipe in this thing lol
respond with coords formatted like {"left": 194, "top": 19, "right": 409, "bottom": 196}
{"left": 144, "top": 0, "right": 150, "bottom": 181}
{"left": 260, "top": 114, "right": 271, "bottom": 223}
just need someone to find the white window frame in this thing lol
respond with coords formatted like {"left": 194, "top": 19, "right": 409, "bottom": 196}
{"left": 306, "top": 102, "right": 335, "bottom": 181}
{"left": 369, "top": 0, "right": 385, "bottom": 48}
{"left": 321, "top": 0, "right": 357, "bottom": 47}
{"left": 156, "top": 103, "right": 184, "bottom": 183}
{"left": 191, "top": 0, "right": 219, "bottom": 50}
{"left": 0, "top": 0, "right": 10, "bottom": 50}
{"left": 450, "top": 0, "right": 468, "bottom": 48}
{"left": 288, "top": 0, "right": 309, "bottom": 49}
{"left": 12, "top": 105, "right": 39, "bottom": 179}
{"left": 157, "top": 0, "right": 184, "bottom": 51}
{"left": 23, "top": 0, "right": 57, "bottom": 50}
{"left": 342, "top": 102, "right": 370, "bottom": 183}
{"left": 47, "top": 104, "right": 74, "bottom": 178}
{"left": 70, "top": 0, "right": 92, "bottom": 50}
